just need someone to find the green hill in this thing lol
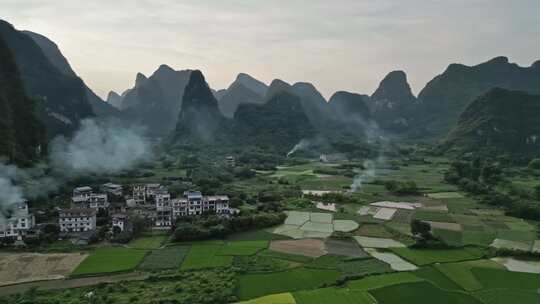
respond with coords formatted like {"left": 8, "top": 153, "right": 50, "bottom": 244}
{"left": 444, "top": 88, "right": 540, "bottom": 155}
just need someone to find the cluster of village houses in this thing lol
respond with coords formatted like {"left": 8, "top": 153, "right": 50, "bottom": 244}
{"left": 0, "top": 183, "right": 230, "bottom": 243}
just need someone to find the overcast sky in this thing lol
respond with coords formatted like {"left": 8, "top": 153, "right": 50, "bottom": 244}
{"left": 3, "top": 0, "right": 540, "bottom": 99}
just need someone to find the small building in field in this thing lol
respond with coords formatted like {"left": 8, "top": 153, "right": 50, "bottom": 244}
{"left": 0, "top": 201, "right": 35, "bottom": 240}
{"left": 59, "top": 208, "right": 97, "bottom": 234}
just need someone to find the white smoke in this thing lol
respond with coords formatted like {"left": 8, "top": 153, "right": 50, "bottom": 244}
{"left": 0, "top": 119, "right": 152, "bottom": 217}
{"left": 349, "top": 158, "right": 383, "bottom": 192}
{"left": 50, "top": 119, "right": 151, "bottom": 174}
{"left": 286, "top": 139, "right": 311, "bottom": 158}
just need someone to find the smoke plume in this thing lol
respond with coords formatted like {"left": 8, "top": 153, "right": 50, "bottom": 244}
{"left": 349, "top": 158, "right": 383, "bottom": 192}
{"left": 286, "top": 139, "right": 311, "bottom": 157}
{"left": 50, "top": 119, "right": 151, "bottom": 174}
{"left": 0, "top": 119, "right": 152, "bottom": 217}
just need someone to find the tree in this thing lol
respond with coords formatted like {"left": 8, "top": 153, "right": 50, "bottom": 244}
{"left": 411, "top": 219, "right": 432, "bottom": 240}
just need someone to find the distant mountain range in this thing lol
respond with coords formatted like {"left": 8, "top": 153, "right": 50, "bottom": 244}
{"left": 114, "top": 65, "right": 192, "bottom": 136}
{"left": 2, "top": 18, "right": 540, "bottom": 160}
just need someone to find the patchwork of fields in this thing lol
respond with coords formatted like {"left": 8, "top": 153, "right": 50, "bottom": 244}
{"left": 3, "top": 159, "right": 540, "bottom": 304}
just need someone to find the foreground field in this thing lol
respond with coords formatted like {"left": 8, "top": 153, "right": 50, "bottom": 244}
{"left": 0, "top": 253, "right": 87, "bottom": 286}
{"left": 71, "top": 247, "right": 148, "bottom": 276}
{"left": 237, "top": 268, "right": 341, "bottom": 300}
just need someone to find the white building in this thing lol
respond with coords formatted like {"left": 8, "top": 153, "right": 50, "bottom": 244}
{"left": 0, "top": 201, "right": 35, "bottom": 240}
{"left": 59, "top": 208, "right": 97, "bottom": 233}
{"left": 112, "top": 213, "right": 129, "bottom": 232}
{"left": 132, "top": 184, "right": 168, "bottom": 206}
{"left": 154, "top": 191, "right": 230, "bottom": 227}
{"left": 72, "top": 186, "right": 109, "bottom": 209}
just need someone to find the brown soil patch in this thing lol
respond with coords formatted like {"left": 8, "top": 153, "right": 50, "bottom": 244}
{"left": 269, "top": 239, "right": 327, "bottom": 258}
{"left": 0, "top": 252, "right": 88, "bottom": 286}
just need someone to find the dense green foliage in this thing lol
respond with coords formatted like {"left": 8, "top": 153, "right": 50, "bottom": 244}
{"left": 172, "top": 213, "right": 286, "bottom": 242}
{"left": 445, "top": 88, "right": 540, "bottom": 155}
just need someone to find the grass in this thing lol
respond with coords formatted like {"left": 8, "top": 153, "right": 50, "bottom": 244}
{"left": 461, "top": 231, "right": 496, "bottom": 247}
{"left": 129, "top": 235, "right": 167, "bottom": 250}
{"left": 369, "top": 281, "right": 482, "bottom": 304}
{"left": 347, "top": 272, "right": 423, "bottom": 291}
{"left": 474, "top": 289, "right": 540, "bottom": 304}
{"left": 138, "top": 246, "right": 189, "bottom": 270}
{"left": 180, "top": 244, "right": 234, "bottom": 270}
{"left": 471, "top": 267, "right": 540, "bottom": 290}
{"left": 218, "top": 241, "right": 269, "bottom": 256}
{"left": 414, "top": 210, "right": 454, "bottom": 222}
{"left": 234, "top": 255, "right": 295, "bottom": 273}
{"left": 236, "top": 268, "right": 342, "bottom": 300}
{"left": 238, "top": 293, "right": 297, "bottom": 304}
{"left": 433, "top": 228, "right": 463, "bottom": 247}
{"left": 496, "top": 230, "right": 536, "bottom": 242}
{"left": 227, "top": 229, "right": 292, "bottom": 241}
{"left": 413, "top": 266, "right": 462, "bottom": 290}
{"left": 71, "top": 247, "right": 148, "bottom": 276}
{"left": 434, "top": 260, "right": 504, "bottom": 291}
{"left": 389, "top": 247, "right": 485, "bottom": 266}
{"left": 356, "top": 224, "right": 394, "bottom": 238}
{"left": 427, "top": 192, "right": 464, "bottom": 199}
{"left": 294, "top": 288, "right": 374, "bottom": 304}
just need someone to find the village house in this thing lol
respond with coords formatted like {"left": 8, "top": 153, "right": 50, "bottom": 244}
{"left": 155, "top": 191, "right": 230, "bottom": 228}
{"left": 0, "top": 201, "right": 35, "bottom": 240}
{"left": 58, "top": 208, "right": 97, "bottom": 234}
{"left": 132, "top": 183, "right": 168, "bottom": 206}
{"left": 111, "top": 213, "right": 130, "bottom": 232}
{"left": 101, "top": 183, "right": 123, "bottom": 196}
{"left": 72, "top": 186, "right": 109, "bottom": 209}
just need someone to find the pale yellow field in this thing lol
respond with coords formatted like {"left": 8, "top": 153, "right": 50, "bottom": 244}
{"left": 0, "top": 252, "right": 88, "bottom": 286}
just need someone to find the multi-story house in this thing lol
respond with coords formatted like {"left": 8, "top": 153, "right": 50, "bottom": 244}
{"left": 111, "top": 213, "right": 129, "bottom": 232}
{"left": 101, "top": 183, "right": 123, "bottom": 196}
{"left": 72, "top": 186, "right": 109, "bottom": 210}
{"left": 0, "top": 201, "right": 35, "bottom": 240}
{"left": 154, "top": 191, "right": 230, "bottom": 227}
{"left": 132, "top": 183, "right": 168, "bottom": 206}
{"left": 58, "top": 208, "right": 97, "bottom": 233}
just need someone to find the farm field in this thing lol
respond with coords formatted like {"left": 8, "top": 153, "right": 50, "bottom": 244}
{"left": 71, "top": 247, "right": 148, "bottom": 276}
{"left": 128, "top": 235, "right": 167, "bottom": 249}
{"left": 181, "top": 244, "right": 234, "bottom": 270}
{"left": 0, "top": 253, "right": 87, "bottom": 286}
{"left": 294, "top": 288, "right": 374, "bottom": 304}
{"left": 370, "top": 281, "right": 482, "bottom": 304}
{"left": 434, "top": 260, "right": 505, "bottom": 291}
{"left": 138, "top": 246, "right": 189, "bottom": 270}
{"left": 236, "top": 268, "right": 341, "bottom": 300}
{"left": 238, "top": 293, "right": 297, "bottom": 304}
{"left": 219, "top": 241, "right": 269, "bottom": 256}
{"left": 390, "top": 247, "right": 485, "bottom": 266}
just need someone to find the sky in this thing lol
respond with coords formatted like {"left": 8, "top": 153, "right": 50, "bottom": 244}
{"left": 3, "top": 0, "right": 540, "bottom": 100}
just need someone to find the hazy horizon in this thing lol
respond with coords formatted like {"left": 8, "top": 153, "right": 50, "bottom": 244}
{"left": 4, "top": 0, "right": 540, "bottom": 100}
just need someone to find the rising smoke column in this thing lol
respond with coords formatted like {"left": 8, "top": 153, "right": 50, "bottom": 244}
{"left": 0, "top": 119, "right": 152, "bottom": 218}
{"left": 286, "top": 139, "right": 311, "bottom": 157}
